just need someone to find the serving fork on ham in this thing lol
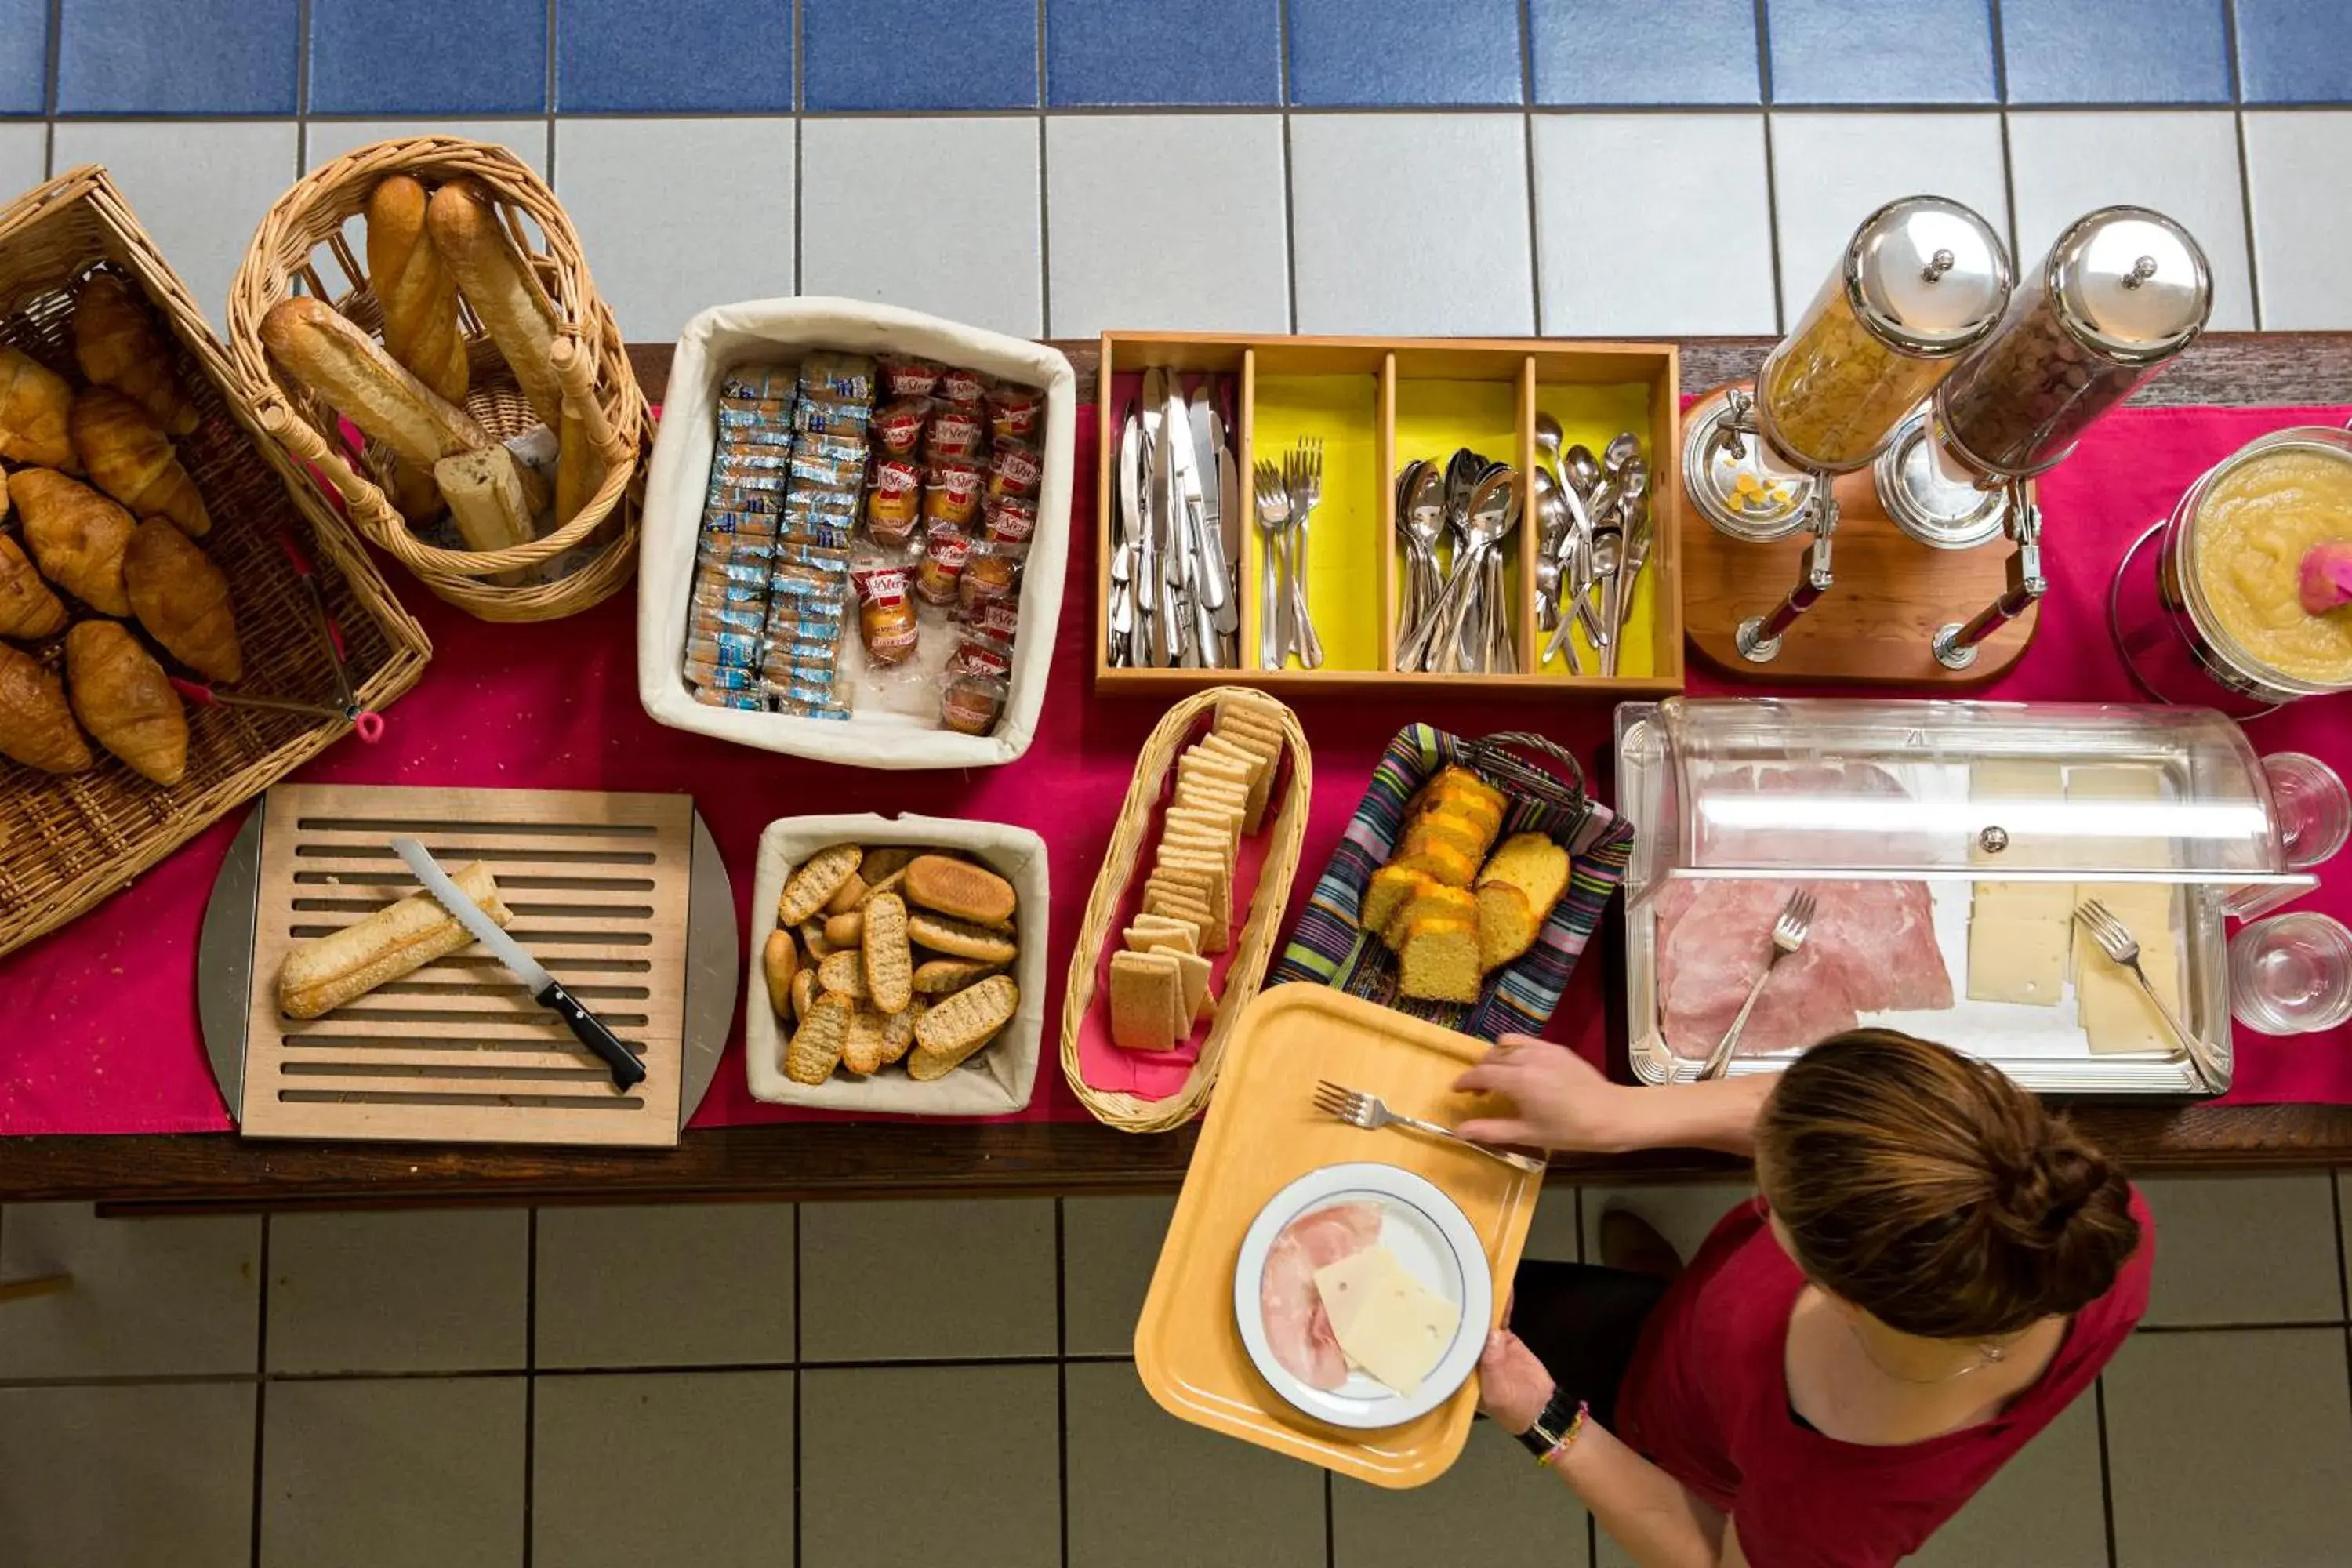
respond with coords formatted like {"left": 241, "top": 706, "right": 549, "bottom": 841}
{"left": 1697, "top": 888, "right": 1817, "bottom": 1080}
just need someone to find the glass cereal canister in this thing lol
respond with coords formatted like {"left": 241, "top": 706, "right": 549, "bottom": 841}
{"left": 1756, "top": 195, "right": 2011, "bottom": 474}
{"left": 1937, "top": 205, "right": 2211, "bottom": 480}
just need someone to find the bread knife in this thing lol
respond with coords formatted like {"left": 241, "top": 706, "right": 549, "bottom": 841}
{"left": 390, "top": 836, "right": 648, "bottom": 1091}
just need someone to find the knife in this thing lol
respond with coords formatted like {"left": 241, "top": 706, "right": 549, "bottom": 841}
{"left": 1140, "top": 369, "right": 1171, "bottom": 666}
{"left": 391, "top": 837, "right": 648, "bottom": 1091}
{"left": 1111, "top": 406, "right": 1139, "bottom": 665}
{"left": 1187, "top": 390, "right": 1238, "bottom": 646}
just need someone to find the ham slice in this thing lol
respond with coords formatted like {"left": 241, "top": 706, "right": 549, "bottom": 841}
{"left": 1259, "top": 1201, "right": 1382, "bottom": 1389}
{"left": 1657, "top": 877, "right": 1951, "bottom": 1059}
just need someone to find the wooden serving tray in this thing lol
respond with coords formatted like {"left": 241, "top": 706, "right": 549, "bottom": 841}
{"left": 1094, "top": 332, "right": 1684, "bottom": 700}
{"left": 209, "top": 782, "right": 707, "bottom": 1146}
{"left": 1134, "top": 985, "right": 1542, "bottom": 1487}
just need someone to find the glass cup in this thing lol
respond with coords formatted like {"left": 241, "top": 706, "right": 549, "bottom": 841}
{"left": 2265, "top": 752, "right": 2351, "bottom": 870}
{"left": 2229, "top": 912, "right": 2352, "bottom": 1033}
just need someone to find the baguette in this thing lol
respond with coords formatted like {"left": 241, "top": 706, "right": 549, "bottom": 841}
{"left": 426, "top": 180, "right": 566, "bottom": 432}
{"left": 363, "top": 174, "right": 468, "bottom": 406}
{"left": 260, "top": 296, "right": 491, "bottom": 470}
{"left": 549, "top": 336, "right": 612, "bottom": 527}
{"left": 278, "top": 861, "right": 510, "bottom": 1019}
{"left": 433, "top": 445, "right": 540, "bottom": 557}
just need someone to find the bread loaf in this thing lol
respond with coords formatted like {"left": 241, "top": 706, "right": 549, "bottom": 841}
{"left": 902, "top": 853, "right": 1017, "bottom": 926}
{"left": 364, "top": 174, "right": 468, "bottom": 405}
{"left": 260, "top": 296, "right": 491, "bottom": 470}
{"left": 278, "top": 860, "right": 510, "bottom": 1018}
{"left": 426, "top": 180, "right": 566, "bottom": 432}
{"left": 433, "top": 445, "right": 539, "bottom": 557}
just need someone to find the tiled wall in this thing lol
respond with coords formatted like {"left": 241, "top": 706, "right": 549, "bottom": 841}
{"left": 5, "top": 2, "right": 2350, "bottom": 344}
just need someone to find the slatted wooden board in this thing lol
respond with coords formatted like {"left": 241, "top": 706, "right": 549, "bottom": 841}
{"left": 237, "top": 783, "right": 691, "bottom": 1145}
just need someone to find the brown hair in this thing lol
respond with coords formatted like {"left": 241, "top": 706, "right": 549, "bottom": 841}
{"left": 1754, "top": 1029, "right": 2140, "bottom": 1339}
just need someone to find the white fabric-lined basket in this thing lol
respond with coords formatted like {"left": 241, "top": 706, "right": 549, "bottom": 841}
{"left": 637, "top": 298, "right": 1076, "bottom": 769}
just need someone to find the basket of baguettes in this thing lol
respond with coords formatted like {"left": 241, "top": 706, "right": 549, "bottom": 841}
{"left": 1059, "top": 688, "right": 1311, "bottom": 1134}
{"left": 0, "top": 166, "right": 427, "bottom": 957}
{"left": 225, "top": 136, "right": 647, "bottom": 622}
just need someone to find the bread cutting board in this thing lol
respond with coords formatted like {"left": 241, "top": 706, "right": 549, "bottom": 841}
{"left": 203, "top": 782, "right": 726, "bottom": 1147}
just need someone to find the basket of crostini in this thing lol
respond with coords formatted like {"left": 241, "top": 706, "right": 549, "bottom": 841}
{"left": 0, "top": 166, "right": 428, "bottom": 960}
{"left": 1059, "top": 688, "right": 1312, "bottom": 1134}
{"left": 746, "top": 814, "right": 1047, "bottom": 1113}
{"left": 1269, "top": 727, "right": 1636, "bottom": 1039}
{"left": 225, "top": 136, "right": 647, "bottom": 622}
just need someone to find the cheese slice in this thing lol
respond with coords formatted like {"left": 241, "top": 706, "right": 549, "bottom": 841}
{"left": 1967, "top": 910, "right": 2069, "bottom": 1006}
{"left": 2072, "top": 898, "right": 2183, "bottom": 1054}
{"left": 1312, "top": 1244, "right": 1461, "bottom": 1397}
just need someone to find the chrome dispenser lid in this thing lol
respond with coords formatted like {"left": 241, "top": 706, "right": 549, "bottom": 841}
{"left": 1844, "top": 194, "right": 2013, "bottom": 357}
{"left": 2049, "top": 205, "right": 2212, "bottom": 364}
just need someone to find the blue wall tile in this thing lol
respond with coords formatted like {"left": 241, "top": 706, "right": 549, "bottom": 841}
{"left": 310, "top": 0, "right": 549, "bottom": 115}
{"left": 57, "top": 0, "right": 297, "bottom": 115}
{"left": 2001, "top": 0, "right": 2230, "bottom": 103}
{"left": 1766, "top": 0, "right": 1996, "bottom": 105}
{"left": 557, "top": 0, "right": 790, "bottom": 113}
{"left": 2236, "top": 0, "right": 2352, "bottom": 103}
{"left": 1287, "top": 0, "right": 1523, "bottom": 107}
{"left": 804, "top": 0, "right": 1036, "bottom": 111}
{"left": 0, "top": 0, "right": 46, "bottom": 116}
{"left": 1530, "top": 0, "right": 1759, "bottom": 106}
{"left": 1047, "top": 0, "right": 1280, "bottom": 107}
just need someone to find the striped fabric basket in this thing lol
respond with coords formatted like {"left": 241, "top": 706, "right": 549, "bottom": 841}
{"left": 1269, "top": 726, "right": 1635, "bottom": 1040}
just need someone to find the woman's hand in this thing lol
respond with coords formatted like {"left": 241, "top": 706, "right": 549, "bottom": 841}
{"left": 1476, "top": 1328, "right": 1555, "bottom": 1433}
{"left": 1454, "top": 1036, "right": 1645, "bottom": 1152}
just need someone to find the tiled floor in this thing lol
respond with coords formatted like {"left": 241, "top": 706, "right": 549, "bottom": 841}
{"left": 4, "top": 2, "right": 2351, "bottom": 340}
{"left": 3, "top": 1174, "right": 2348, "bottom": 1565}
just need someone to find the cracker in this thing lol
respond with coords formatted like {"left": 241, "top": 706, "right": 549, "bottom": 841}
{"left": 1128, "top": 911, "right": 1203, "bottom": 949}
{"left": 789, "top": 965, "right": 815, "bottom": 1022}
{"left": 909, "top": 974, "right": 1019, "bottom": 1081}
{"left": 1123, "top": 923, "right": 1199, "bottom": 956}
{"left": 862, "top": 891, "right": 913, "bottom": 1013}
{"left": 907, "top": 910, "right": 1018, "bottom": 964}
{"left": 798, "top": 918, "right": 833, "bottom": 960}
{"left": 779, "top": 844, "right": 862, "bottom": 926}
{"left": 784, "top": 993, "right": 851, "bottom": 1084}
{"left": 760, "top": 928, "right": 798, "bottom": 1016}
{"left": 841, "top": 1006, "right": 892, "bottom": 1076}
{"left": 823, "top": 909, "right": 864, "bottom": 948}
{"left": 824, "top": 872, "right": 869, "bottom": 917}
{"left": 1166, "top": 946, "right": 1214, "bottom": 1022}
{"left": 858, "top": 845, "right": 920, "bottom": 883}
{"left": 1109, "top": 951, "right": 1181, "bottom": 1051}
{"left": 913, "top": 956, "right": 1001, "bottom": 994}
{"left": 817, "top": 947, "right": 869, "bottom": 1000}
{"left": 878, "top": 1005, "right": 918, "bottom": 1066}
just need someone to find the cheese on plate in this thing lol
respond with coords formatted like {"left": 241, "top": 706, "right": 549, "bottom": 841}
{"left": 1311, "top": 1243, "right": 1461, "bottom": 1396}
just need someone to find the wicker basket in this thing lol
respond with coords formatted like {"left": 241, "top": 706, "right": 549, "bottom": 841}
{"left": 224, "top": 136, "right": 646, "bottom": 622}
{"left": 0, "top": 167, "right": 430, "bottom": 959}
{"left": 1059, "top": 688, "right": 1312, "bottom": 1133}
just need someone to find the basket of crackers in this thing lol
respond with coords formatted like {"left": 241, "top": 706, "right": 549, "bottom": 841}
{"left": 1269, "top": 726, "right": 1635, "bottom": 1040}
{"left": 1058, "top": 688, "right": 1311, "bottom": 1134}
{"left": 226, "top": 136, "right": 648, "bottom": 622}
{"left": 745, "top": 812, "right": 1047, "bottom": 1114}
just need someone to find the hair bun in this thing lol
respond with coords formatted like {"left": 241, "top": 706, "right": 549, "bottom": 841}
{"left": 1994, "top": 1141, "right": 2113, "bottom": 1244}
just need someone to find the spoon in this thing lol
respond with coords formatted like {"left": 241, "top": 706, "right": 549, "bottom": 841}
{"left": 1563, "top": 443, "right": 1602, "bottom": 503}
{"left": 1396, "top": 460, "right": 1446, "bottom": 645}
{"left": 1603, "top": 488, "right": 1653, "bottom": 678}
{"left": 1535, "top": 412, "right": 1564, "bottom": 465}
{"left": 1440, "top": 470, "right": 1519, "bottom": 673}
{"left": 1604, "top": 430, "right": 1642, "bottom": 476}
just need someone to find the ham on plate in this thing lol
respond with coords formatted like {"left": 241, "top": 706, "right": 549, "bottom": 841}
{"left": 1258, "top": 1201, "right": 1383, "bottom": 1389}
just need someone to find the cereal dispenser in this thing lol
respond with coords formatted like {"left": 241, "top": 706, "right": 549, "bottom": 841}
{"left": 1682, "top": 195, "right": 2011, "bottom": 662}
{"left": 1880, "top": 206, "right": 2212, "bottom": 670}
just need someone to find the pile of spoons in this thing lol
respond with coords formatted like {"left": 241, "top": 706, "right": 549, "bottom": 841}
{"left": 1395, "top": 448, "right": 1521, "bottom": 673}
{"left": 1534, "top": 418, "right": 1652, "bottom": 677}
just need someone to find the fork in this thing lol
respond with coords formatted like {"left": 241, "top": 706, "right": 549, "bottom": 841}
{"left": 1252, "top": 459, "right": 1292, "bottom": 670}
{"left": 1698, "top": 888, "right": 1817, "bottom": 1081}
{"left": 1312, "top": 1080, "right": 1548, "bottom": 1175}
{"left": 2074, "top": 898, "right": 2221, "bottom": 1089}
{"left": 1285, "top": 440, "right": 1327, "bottom": 670}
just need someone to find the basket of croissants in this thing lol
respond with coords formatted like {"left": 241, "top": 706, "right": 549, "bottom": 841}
{"left": 226, "top": 136, "right": 649, "bottom": 622}
{"left": 0, "top": 166, "right": 428, "bottom": 959}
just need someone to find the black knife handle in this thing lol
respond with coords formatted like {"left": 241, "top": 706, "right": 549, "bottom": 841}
{"left": 536, "top": 978, "right": 647, "bottom": 1091}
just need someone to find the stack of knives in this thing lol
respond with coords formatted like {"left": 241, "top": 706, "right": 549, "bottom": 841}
{"left": 1109, "top": 368, "right": 1240, "bottom": 668}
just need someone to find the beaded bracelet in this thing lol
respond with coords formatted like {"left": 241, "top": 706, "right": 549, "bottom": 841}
{"left": 1537, "top": 1400, "right": 1592, "bottom": 1468}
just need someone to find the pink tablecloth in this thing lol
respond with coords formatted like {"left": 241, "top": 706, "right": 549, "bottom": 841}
{"left": 3, "top": 402, "right": 2349, "bottom": 1137}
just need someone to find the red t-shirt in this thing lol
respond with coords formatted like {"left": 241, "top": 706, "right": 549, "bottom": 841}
{"left": 1613, "top": 1192, "right": 2153, "bottom": 1568}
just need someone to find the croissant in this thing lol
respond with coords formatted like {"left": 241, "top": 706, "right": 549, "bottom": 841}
{"left": 0, "top": 533, "right": 68, "bottom": 639}
{"left": 0, "top": 347, "right": 78, "bottom": 471}
{"left": 0, "top": 642, "right": 92, "bottom": 773}
{"left": 71, "top": 388, "right": 209, "bottom": 536}
{"left": 73, "top": 273, "right": 199, "bottom": 437}
{"left": 65, "top": 620, "right": 185, "bottom": 785}
{"left": 124, "top": 517, "right": 240, "bottom": 682}
{"left": 10, "top": 467, "right": 134, "bottom": 616}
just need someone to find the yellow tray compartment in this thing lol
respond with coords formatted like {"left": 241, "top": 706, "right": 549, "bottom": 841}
{"left": 1250, "top": 370, "right": 1383, "bottom": 673}
{"left": 1532, "top": 380, "right": 1660, "bottom": 679}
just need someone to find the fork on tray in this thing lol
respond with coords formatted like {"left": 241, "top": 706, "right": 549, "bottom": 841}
{"left": 1312, "top": 1080, "right": 1547, "bottom": 1174}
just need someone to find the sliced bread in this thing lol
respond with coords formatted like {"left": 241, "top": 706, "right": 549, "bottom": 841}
{"left": 1396, "top": 916, "right": 1483, "bottom": 1004}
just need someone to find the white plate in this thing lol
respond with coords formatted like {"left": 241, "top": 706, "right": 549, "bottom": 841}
{"left": 1232, "top": 1162, "right": 1492, "bottom": 1430}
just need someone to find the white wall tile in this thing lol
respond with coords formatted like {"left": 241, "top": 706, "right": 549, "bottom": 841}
{"left": 1533, "top": 113, "right": 1774, "bottom": 336}
{"left": 304, "top": 118, "right": 549, "bottom": 174}
{"left": 1768, "top": 112, "right": 2013, "bottom": 323}
{"left": 555, "top": 117, "right": 793, "bottom": 345}
{"left": 0, "top": 123, "right": 45, "bottom": 205}
{"left": 1290, "top": 114, "right": 1534, "bottom": 336}
{"left": 1045, "top": 114, "right": 1289, "bottom": 337}
{"left": 2005, "top": 111, "right": 2255, "bottom": 330}
{"left": 801, "top": 116, "right": 1042, "bottom": 337}
{"left": 2243, "top": 111, "right": 2352, "bottom": 330}
{"left": 51, "top": 120, "right": 299, "bottom": 328}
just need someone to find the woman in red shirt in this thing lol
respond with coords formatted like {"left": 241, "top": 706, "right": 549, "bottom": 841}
{"left": 1455, "top": 1028, "right": 2151, "bottom": 1568}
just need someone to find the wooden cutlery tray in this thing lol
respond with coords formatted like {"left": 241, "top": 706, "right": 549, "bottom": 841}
{"left": 1094, "top": 332, "right": 1684, "bottom": 699}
